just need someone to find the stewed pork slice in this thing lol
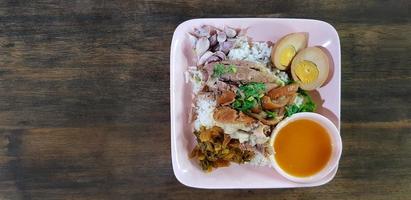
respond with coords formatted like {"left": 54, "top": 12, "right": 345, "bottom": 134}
{"left": 248, "top": 111, "right": 284, "bottom": 126}
{"left": 203, "top": 60, "right": 281, "bottom": 84}
{"left": 213, "top": 106, "right": 255, "bottom": 126}
{"left": 262, "top": 83, "right": 299, "bottom": 111}
{"left": 217, "top": 90, "right": 236, "bottom": 106}
{"left": 266, "top": 83, "right": 299, "bottom": 99}
{"left": 213, "top": 106, "right": 269, "bottom": 144}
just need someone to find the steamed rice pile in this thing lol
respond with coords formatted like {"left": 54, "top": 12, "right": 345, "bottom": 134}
{"left": 228, "top": 36, "right": 272, "bottom": 65}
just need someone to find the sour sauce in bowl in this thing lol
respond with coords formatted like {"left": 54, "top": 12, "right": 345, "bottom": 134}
{"left": 274, "top": 119, "right": 332, "bottom": 177}
{"left": 269, "top": 112, "right": 342, "bottom": 183}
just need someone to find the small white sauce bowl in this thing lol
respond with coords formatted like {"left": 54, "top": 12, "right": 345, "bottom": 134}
{"left": 269, "top": 112, "right": 342, "bottom": 183}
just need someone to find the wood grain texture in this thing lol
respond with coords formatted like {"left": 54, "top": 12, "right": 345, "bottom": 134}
{"left": 0, "top": 0, "right": 410, "bottom": 199}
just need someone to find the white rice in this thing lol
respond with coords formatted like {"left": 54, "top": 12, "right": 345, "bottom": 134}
{"left": 228, "top": 36, "right": 272, "bottom": 65}
{"left": 248, "top": 150, "right": 271, "bottom": 167}
{"left": 273, "top": 69, "right": 290, "bottom": 85}
{"left": 227, "top": 37, "right": 251, "bottom": 61}
{"left": 193, "top": 94, "right": 216, "bottom": 131}
{"left": 248, "top": 42, "right": 272, "bottom": 64}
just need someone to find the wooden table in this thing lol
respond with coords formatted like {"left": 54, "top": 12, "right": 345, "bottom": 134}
{"left": 0, "top": 1, "right": 409, "bottom": 199}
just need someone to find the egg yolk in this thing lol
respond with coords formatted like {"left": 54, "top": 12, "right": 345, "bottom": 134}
{"left": 294, "top": 60, "right": 319, "bottom": 84}
{"left": 279, "top": 45, "right": 296, "bottom": 67}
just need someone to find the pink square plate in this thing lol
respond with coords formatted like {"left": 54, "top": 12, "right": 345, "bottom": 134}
{"left": 170, "top": 18, "right": 341, "bottom": 189}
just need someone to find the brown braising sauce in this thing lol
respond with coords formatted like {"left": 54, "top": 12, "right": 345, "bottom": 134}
{"left": 274, "top": 119, "right": 332, "bottom": 177}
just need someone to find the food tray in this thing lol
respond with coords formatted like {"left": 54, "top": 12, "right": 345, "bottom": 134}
{"left": 170, "top": 18, "right": 341, "bottom": 189}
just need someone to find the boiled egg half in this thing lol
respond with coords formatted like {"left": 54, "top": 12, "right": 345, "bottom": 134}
{"left": 271, "top": 32, "right": 308, "bottom": 70}
{"left": 291, "top": 47, "right": 331, "bottom": 90}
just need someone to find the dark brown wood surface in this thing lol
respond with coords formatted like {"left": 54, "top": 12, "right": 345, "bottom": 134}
{"left": 0, "top": 0, "right": 410, "bottom": 199}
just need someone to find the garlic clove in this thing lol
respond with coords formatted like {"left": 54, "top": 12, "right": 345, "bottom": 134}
{"left": 224, "top": 26, "right": 237, "bottom": 38}
{"left": 195, "top": 37, "right": 210, "bottom": 57}
{"left": 209, "top": 34, "right": 217, "bottom": 47}
{"left": 217, "top": 31, "right": 227, "bottom": 43}
{"left": 214, "top": 51, "right": 226, "bottom": 60}
{"left": 198, "top": 51, "right": 214, "bottom": 66}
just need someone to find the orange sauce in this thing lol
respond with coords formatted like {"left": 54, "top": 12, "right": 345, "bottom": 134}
{"left": 274, "top": 119, "right": 332, "bottom": 177}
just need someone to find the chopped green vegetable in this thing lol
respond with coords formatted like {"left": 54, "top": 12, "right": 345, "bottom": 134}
{"left": 299, "top": 90, "right": 316, "bottom": 112}
{"left": 231, "top": 83, "right": 266, "bottom": 112}
{"left": 229, "top": 65, "right": 237, "bottom": 73}
{"left": 285, "top": 90, "right": 316, "bottom": 117}
{"left": 212, "top": 64, "right": 237, "bottom": 78}
{"left": 299, "top": 99, "right": 316, "bottom": 112}
{"left": 232, "top": 100, "right": 241, "bottom": 108}
{"left": 285, "top": 79, "right": 295, "bottom": 85}
{"left": 285, "top": 104, "right": 300, "bottom": 117}
{"left": 297, "top": 89, "right": 308, "bottom": 96}
{"left": 266, "top": 110, "right": 277, "bottom": 119}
